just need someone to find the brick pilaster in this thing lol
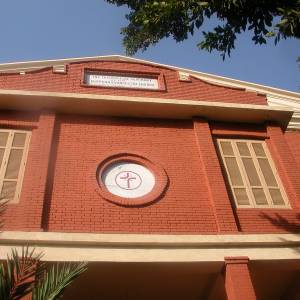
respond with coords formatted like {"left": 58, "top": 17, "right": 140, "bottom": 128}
{"left": 224, "top": 257, "right": 256, "bottom": 300}
{"left": 22, "top": 110, "right": 56, "bottom": 230}
{"left": 193, "top": 118, "right": 238, "bottom": 233}
{"left": 266, "top": 123, "right": 300, "bottom": 209}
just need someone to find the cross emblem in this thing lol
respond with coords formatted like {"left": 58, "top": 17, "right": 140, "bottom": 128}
{"left": 115, "top": 171, "right": 142, "bottom": 190}
{"left": 120, "top": 172, "right": 137, "bottom": 189}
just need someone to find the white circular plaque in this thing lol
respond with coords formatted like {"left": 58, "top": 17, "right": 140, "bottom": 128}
{"left": 101, "top": 161, "right": 155, "bottom": 198}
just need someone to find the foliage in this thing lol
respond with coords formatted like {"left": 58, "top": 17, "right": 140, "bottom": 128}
{"left": 107, "top": 0, "right": 300, "bottom": 59}
{"left": 0, "top": 247, "right": 41, "bottom": 300}
{"left": 32, "top": 261, "right": 87, "bottom": 300}
{"left": 0, "top": 246, "right": 87, "bottom": 300}
{"left": 0, "top": 200, "right": 86, "bottom": 300}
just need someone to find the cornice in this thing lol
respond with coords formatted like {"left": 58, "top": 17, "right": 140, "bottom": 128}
{"left": 1, "top": 231, "right": 300, "bottom": 262}
{"left": 0, "top": 89, "right": 293, "bottom": 129}
{"left": 0, "top": 55, "right": 298, "bottom": 102}
{"left": 267, "top": 94, "right": 300, "bottom": 130}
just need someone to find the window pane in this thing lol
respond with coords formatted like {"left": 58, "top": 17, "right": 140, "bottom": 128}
{"left": 258, "top": 158, "right": 278, "bottom": 186}
{"left": 5, "top": 149, "right": 23, "bottom": 179}
{"left": 12, "top": 133, "right": 26, "bottom": 147}
{"left": 237, "top": 142, "right": 251, "bottom": 156}
{"left": 269, "top": 188, "right": 285, "bottom": 205}
{"left": 0, "top": 132, "right": 8, "bottom": 147}
{"left": 220, "top": 141, "right": 234, "bottom": 155}
{"left": 1, "top": 181, "right": 17, "bottom": 199}
{"left": 242, "top": 158, "right": 261, "bottom": 186}
{"left": 252, "top": 188, "right": 268, "bottom": 205}
{"left": 252, "top": 143, "right": 266, "bottom": 157}
{"left": 234, "top": 188, "right": 250, "bottom": 205}
{"left": 224, "top": 157, "right": 244, "bottom": 186}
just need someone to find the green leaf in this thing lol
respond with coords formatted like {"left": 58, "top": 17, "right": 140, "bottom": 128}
{"left": 106, "top": 0, "right": 300, "bottom": 58}
{"left": 32, "top": 262, "right": 87, "bottom": 300}
{"left": 0, "top": 246, "right": 42, "bottom": 300}
{"left": 0, "top": 247, "right": 87, "bottom": 300}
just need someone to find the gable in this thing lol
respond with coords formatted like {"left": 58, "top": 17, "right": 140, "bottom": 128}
{"left": 0, "top": 60, "right": 267, "bottom": 106}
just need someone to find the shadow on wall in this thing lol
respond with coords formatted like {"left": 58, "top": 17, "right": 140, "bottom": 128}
{"left": 260, "top": 212, "right": 300, "bottom": 233}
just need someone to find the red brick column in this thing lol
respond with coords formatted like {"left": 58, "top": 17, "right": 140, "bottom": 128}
{"left": 22, "top": 110, "right": 56, "bottom": 230}
{"left": 224, "top": 257, "right": 256, "bottom": 300}
{"left": 193, "top": 118, "right": 238, "bottom": 233}
{"left": 266, "top": 123, "right": 300, "bottom": 209}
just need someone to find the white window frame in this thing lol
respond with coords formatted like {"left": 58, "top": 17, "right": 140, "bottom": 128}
{"left": 216, "top": 138, "right": 290, "bottom": 209}
{"left": 0, "top": 129, "right": 31, "bottom": 204}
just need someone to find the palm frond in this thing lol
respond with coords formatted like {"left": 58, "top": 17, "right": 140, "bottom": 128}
{"left": 32, "top": 262, "right": 87, "bottom": 300}
{"left": 0, "top": 246, "right": 42, "bottom": 300}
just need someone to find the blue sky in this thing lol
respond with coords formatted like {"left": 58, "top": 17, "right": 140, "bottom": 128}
{"left": 0, "top": 0, "right": 299, "bottom": 92}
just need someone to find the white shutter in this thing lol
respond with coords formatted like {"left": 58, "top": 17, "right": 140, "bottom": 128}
{"left": 0, "top": 130, "right": 31, "bottom": 203}
{"left": 217, "top": 139, "right": 289, "bottom": 208}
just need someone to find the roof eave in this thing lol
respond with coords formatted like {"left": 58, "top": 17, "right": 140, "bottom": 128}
{"left": 0, "top": 55, "right": 299, "bottom": 102}
{"left": 0, "top": 88, "right": 293, "bottom": 129}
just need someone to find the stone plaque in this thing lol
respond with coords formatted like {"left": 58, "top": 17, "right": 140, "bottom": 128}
{"left": 85, "top": 72, "right": 159, "bottom": 90}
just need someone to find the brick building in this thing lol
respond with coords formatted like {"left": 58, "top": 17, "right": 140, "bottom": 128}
{"left": 0, "top": 55, "right": 300, "bottom": 299}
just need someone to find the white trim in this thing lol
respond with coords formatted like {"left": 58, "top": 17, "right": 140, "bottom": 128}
{"left": 0, "top": 55, "right": 298, "bottom": 101}
{"left": 0, "top": 55, "right": 298, "bottom": 129}
{"left": 267, "top": 95, "right": 300, "bottom": 130}
{"left": 217, "top": 139, "right": 290, "bottom": 208}
{"left": 1, "top": 245, "right": 299, "bottom": 262}
{"left": 1, "top": 231, "right": 300, "bottom": 246}
{"left": 0, "top": 232, "right": 300, "bottom": 262}
{"left": 15, "top": 132, "right": 31, "bottom": 203}
{"left": 0, "top": 130, "right": 31, "bottom": 203}
{"left": 0, "top": 89, "right": 293, "bottom": 128}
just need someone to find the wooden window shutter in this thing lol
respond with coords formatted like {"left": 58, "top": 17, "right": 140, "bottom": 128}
{"left": 216, "top": 139, "right": 289, "bottom": 208}
{"left": 0, "top": 130, "right": 31, "bottom": 203}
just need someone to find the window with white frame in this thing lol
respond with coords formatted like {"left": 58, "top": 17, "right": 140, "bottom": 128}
{"left": 0, "top": 129, "right": 31, "bottom": 203}
{"left": 216, "top": 139, "right": 289, "bottom": 208}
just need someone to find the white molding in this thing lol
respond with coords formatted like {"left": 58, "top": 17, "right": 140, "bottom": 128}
{"left": 0, "top": 55, "right": 298, "bottom": 129}
{"left": 1, "top": 231, "right": 300, "bottom": 246}
{"left": 0, "top": 55, "right": 298, "bottom": 102}
{"left": 267, "top": 95, "right": 300, "bottom": 130}
{"left": 0, "top": 88, "right": 293, "bottom": 128}
{"left": 1, "top": 232, "right": 300, "bottom": 262}
{"left": 53, "top": 64, "right": 66, "bottom": 73}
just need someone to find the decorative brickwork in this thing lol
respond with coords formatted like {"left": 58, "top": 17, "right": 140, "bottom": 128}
{"left": 0, "top": 61, "right": 267, "bottom": 105}
{"left": 96, "top": 152, "right": 168, "bottom": 207}
{"left": 1, "top": 61, "right": 299, "bottom": 235}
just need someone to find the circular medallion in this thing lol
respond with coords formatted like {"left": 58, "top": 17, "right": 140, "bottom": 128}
{"left": 96, "top": 153, "right": 168, "bottom": 206}
{"left": 101, "top": 161, "right": 155, "bottom": 198}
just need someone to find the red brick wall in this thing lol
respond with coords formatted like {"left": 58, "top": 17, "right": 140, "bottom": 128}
{"left": 210, "top": 122, "right": 300, "bottom": 233}
{"left": 285, "top": 131, "right": 300, "bottom": 169}
{"left": 1, "top": 61, "right": 299, "bottom": 234}
{"left": 235, "top": 126, "right": 300, "bottom": 233}
{"left": 2, "top": 110, "right": 55, "bottom": 231}
{"left": 194, "top": 119, "right": 238, "bottom": 233}
{"left": 2, "top": 111, "right": 300, "bottom": 234}
{"left": 0, "top": 60, "right": 266, "bottom": 105}
{"left": 45, "top": 115, "right": 219, "bottom": 233}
